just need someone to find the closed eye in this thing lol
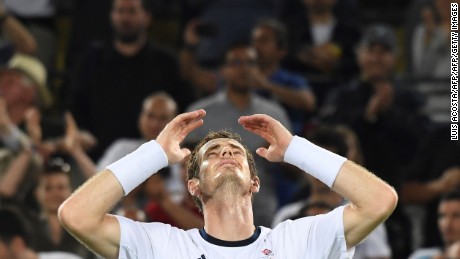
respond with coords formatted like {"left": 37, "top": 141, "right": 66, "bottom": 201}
{"left": 207, "top": 152, "right": 217, "bottom": 158}
{"left": 233, "top": 150, "right": 243, "bottom": 156}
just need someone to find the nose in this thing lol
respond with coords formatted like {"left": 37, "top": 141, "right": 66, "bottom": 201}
{"left": 220, "top": 147, "right": 233, "bottom": 157}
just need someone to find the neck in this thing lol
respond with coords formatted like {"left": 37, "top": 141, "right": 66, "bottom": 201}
{"left": 114, "top": 35, "right": 147, "bottom": 57}
{"left": 308, "top": 11, "right": 333, "bottom": 24}
{"left": 226, "top": 86, "right": 251, "bottom": 110}
{"left": 202, "top": 193, "right": 255, "bottom": 241}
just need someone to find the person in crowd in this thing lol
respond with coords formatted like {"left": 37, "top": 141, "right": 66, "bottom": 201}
{"left": 32, "top": 158, "right": 92, "bottom": 258}
{"left": 181, "top": 19, "right": 315, "bottom": 135}
{"left": 67, "top": 0, "right": 194, "bottom": 160}
{"left": 409, "top": 191, "right": 460, "bottom": 259}
{"left": 185, "top": 43, "right": 291, "bottom": 226}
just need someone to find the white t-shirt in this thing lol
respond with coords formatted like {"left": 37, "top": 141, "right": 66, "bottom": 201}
{"left": 116, "top": 205, "right": 354, "bottom": 259}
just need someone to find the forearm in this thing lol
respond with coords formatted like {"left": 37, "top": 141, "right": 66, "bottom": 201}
{"left": 179, "top": 49, "right": 217, "bottom": 93}
{"left": 58, "top": 170, "right": 123, "bottom": 258}
{"left": 264, "top": 83, "right": 316, "bottom": 111}
{"left": 70, "top": 148, "right": 97, "bottom": 179}
{"left": 333, "top": 161, "right": 397, "bottom": 216}
{"left": 0, "top": 150, "right": 32, "bottom": 197}
{"left": 2, "top": 16, "right": 37, "bottom": 54}
{"left": 401, "top": 181, "right": 444, "bottom": 204}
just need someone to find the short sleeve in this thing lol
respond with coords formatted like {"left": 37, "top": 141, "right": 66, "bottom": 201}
{"left": 116, "top": 216, "right": 177, "bottom": 259}
{"left": 272, "top": 206, "right": 355, "bottom": 259}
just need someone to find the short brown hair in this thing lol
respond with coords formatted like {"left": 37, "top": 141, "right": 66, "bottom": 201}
{"left": 186, "top": 130, "right": 258, "bottom": 212}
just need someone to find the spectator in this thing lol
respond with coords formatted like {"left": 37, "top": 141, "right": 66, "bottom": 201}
{"left": 0, "top": 207, "right": 83, "bottom": 259}
{"left": 411, "top": 0, "right": 450, "bottom": 79}
{"left": 67, "top": 0, "right": 194, "bottom": 160}
{"left": 282, "top": 0, "right": 361, "bottom": 107}
{"left": 181, "top": 19, "right": 315, "bottom": 135}
{"left": 402, "top": 126, "right": 460, "bottom": 248}
{"left": 189, "top": 0, "right": 280, "bottom": 67}
{"left": 32, "top": 158, "right": 92, "bottom": 258}
{"left": 321, "top": 24, "right": 425, "bottom": 189}
{"left": 409, "top": 191, "right": 460, "bottom": 259}
{"left": 321, "top": 25, "right": 422, "bottom": 258}
{"left": 186, "top": 43, "right": 291, "bottom": 226}
{"left": 410, "top": 0, "right": 451, "bottom": 123}
{"left": 0, "top": 1, "right": 36, "bottom": 64}
{"left": 3, "top": 0, "right": 57, "bottom": 70}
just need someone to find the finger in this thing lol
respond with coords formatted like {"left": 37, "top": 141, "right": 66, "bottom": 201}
{"left": 238, "top": 114, "right": 269, "bottom": 125}
{"left": 256, "top": 148, "right": 268, "bottom": 159}
{"left": 242, "top": 125, "right": 275, "bottom": 143}
{"left": 65, "top": 112, "right": 78, "bottom": 133}
{"left": 174, "top": 109, "right": 206, "bottom": 125}
{"left": 181, "top": 119, "right": 204, "bottom": 136}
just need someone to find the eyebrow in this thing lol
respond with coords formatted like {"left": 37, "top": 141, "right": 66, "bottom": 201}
{"left": 203, "top": 142, "right": 245, "bottom": 157}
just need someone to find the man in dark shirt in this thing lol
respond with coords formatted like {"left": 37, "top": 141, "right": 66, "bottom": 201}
{"left": 68, "top": 0, "right": 193, "bottom": 160}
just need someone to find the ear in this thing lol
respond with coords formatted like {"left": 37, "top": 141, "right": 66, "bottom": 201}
{"left": 250, "top": 176, "right": 260, "bottom": 193}
{"left": 188, "top": 178, "right": 201, "bottom": 197}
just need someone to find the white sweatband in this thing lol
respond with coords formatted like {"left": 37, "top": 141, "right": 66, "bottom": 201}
{"left": 284, "top": 136, "right": 347, "bottom": 188}
{"left": 106, "top": 140, "right": 168, "bottom": 195}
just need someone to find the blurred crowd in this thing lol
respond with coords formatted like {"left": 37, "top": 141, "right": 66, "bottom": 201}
{"left": 0, "top": 0, "right": 457, "bottom": 258}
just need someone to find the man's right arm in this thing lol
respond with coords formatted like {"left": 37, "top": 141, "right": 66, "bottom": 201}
{"left": 58, "top": 170, "right": 123, "bottom": 258}
{"left": 58, "top": 110, "right": 206, "bottom": 258}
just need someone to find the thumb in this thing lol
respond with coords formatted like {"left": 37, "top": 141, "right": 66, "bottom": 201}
{"left": 256, "top": 148, "right": 268, "bottom": 159}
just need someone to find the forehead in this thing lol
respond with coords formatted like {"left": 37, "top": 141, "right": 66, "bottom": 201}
{"left": 440, "top": 200, "right": 460, "bottom": 211}
{"left": 199, "top": 138, "right": 245, "bottom": 154}
{"left": 143, "top": 97, "right": 175, "bottom": 115}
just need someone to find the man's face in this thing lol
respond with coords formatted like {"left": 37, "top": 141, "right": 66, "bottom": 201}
{"left": 111, "top": 0, "right": 150, "bottom": 43}
{"left": 438, "top": 200, "right": 460, "bottom": 246}
{"left": 252, "top": 26, "right": 283, "bottom": 67}
{"left": 0, "top": 70, "right": 36, "bottom": 108}
{"left": 36, "top": 173, "right": 72, "bottom": 214}
{"left": 196, "top": 138, "right": 255, "bottom": 197}
{"left": 357, "top": 44, "right": 395, "bottom": 81}
{"left": 222, "top": 47, "right": 257, "bottom": 91}
{"left": 139, "top": 97, "right": 175, "bottom": 140}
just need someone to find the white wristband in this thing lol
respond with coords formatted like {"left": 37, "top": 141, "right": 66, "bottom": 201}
{"left": 106, "top": 140, "right": 168, "bottom": 195}
{"left": 284, "top": 135, "right": 347, "bottom": 188}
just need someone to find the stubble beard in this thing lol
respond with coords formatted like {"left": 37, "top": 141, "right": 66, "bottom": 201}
{"left": 201, "top": 172, "right": 247, "bottom": 202}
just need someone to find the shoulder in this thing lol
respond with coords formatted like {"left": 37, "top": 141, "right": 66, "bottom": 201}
{"left": 253, "top": 95, "right": 288, "bottom": 116}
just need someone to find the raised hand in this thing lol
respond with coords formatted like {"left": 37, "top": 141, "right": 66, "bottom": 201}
{"left": 238, "top": 114, "right": 293, "bottom": 162}
{"left": 62, "top": 112, "right": 83, "bottom": 155}
{"left": 24, "top": 108, "right": 42, "bottom": 145}
{"left": 156, "top": 109, "right": 206, "bottom": 164}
